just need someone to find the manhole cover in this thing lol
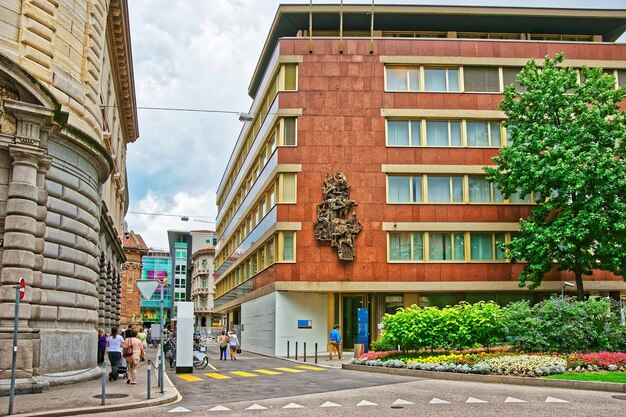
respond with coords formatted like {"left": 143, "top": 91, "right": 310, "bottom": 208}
{"left": 611, "top": 395, "right": 626, "bottom": 401}
{"left": 93, "top": 393, "right": 129, "bottom": 399}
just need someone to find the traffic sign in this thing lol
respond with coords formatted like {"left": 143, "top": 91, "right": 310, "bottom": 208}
{"left": 136, "top": 280, "right": 159, "bottom": 301}
{"left": 19, "top": 278, "right": 25, "bottom": 300}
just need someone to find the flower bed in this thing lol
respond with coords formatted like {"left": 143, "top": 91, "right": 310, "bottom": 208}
{"left": 351, "top": 350, "right": 626, "bottom": 377}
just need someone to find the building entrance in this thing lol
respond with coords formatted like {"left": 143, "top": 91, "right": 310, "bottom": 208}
{"left": 341, "top": 294, "right": 370, "bottom": 350}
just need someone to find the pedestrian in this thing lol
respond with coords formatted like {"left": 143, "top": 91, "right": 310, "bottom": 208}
{"left": 97, "top": 328, "right": 106, "bottom": 366}
{"left": 228, "top": 330, "right": 240, "bottom": 360}
{"left": 329, "top": 324, "right": 343, "bottom": 360}
{"left": 137, "top": 326, "right": 148, "bottom": 349}
{"left": 216, "top": 330, "right": 230, "bottom": 360}
{"left": 106, "top": 326, "right": 124, "bottom": 381}
{"left": 122, "top": 329, "right": 145, "bottom": 385}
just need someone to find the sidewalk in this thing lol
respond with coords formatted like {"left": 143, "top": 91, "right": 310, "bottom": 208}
{"left": 0, "top": 347, "right": 179, "bottom": 416}
{"left": 278, "top": 349, "right": 355, "bottom": 369}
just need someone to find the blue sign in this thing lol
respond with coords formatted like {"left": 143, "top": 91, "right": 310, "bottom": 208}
{"left": 357, "top": 308, "right": 369, "bottom": 353}
{"left": 297, "top": 320, "right": 312, "bottom": 329}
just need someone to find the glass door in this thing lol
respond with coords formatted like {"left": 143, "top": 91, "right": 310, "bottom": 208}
{"left": 341, "top": 294, "right": 369, "bottom": 350}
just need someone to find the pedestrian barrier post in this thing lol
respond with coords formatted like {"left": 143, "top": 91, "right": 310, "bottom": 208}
{"left": 304, "top": 342, "right": 307, "bottom": 362}
{"left": 101, "top": 362, "right": 106, "bottom": 406}
{"left": 315, "top": 343, "right": 318, "bottom": 364}
{"left": 295, "top": 342, "right": 298, "bottom": 360}
{"left": 147, "top": 360, "right": 151, "bottom": 400}
{"left": 287, "top": 340, "right": 289, "bottom": 358}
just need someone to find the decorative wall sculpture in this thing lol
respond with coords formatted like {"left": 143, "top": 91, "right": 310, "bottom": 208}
{"left": 314, "top": 172, "right": 363, "bottom": 260}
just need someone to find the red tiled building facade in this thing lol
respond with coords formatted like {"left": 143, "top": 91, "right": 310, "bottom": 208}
{"left": 214, "top": 4, "right": 626, "bottom": 355}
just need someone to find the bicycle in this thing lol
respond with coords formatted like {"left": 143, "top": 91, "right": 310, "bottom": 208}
{"left": 193, "top": 350, "right": 208, "bottom": 369}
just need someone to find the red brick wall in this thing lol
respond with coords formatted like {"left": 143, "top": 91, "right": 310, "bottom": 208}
{"left": 121, "top": 250, "right": 143, "bottom": 325}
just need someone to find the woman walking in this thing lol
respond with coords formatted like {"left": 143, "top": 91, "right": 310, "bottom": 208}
{"left": 106, "top": 326, "right": 124, "bottom": 381}
{"left": 228, "top": 330, "right": 240, "bottom": 360}
{"left": 216, "top": 331, "right": 229, "bottom": 360}
{"left": 122, "top": 329, "right": 145, "bottom": 385}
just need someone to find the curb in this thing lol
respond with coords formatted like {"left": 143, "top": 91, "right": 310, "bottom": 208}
{"left": 13, "top": 371, "right": 181, "bottom": 417}
{"left": 342, "top": 364, "right": 626, "bottom": 393}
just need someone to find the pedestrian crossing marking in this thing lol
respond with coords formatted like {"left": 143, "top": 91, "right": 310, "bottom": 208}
{"left": 205, "top": 372, "right": 231, "bottom": 379}
{"left": 229, "top": 371, "right": 258, "bottom": 377}
{"left": 275, "top": 367, "right": 305, "bottom": 373}
{"left": 296, "top": 365, "right": 325, "bottom": 371}
{"left": 177, "top": 374, "right": 203, "bottom": 382}
{"left": 253, "top": 369, "right": 283, "bottom": 375}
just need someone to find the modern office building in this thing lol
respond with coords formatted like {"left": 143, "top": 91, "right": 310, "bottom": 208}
{"left": 0, "top": 0, "right": 137, "bottom": 380}
{"left": 121, "top": 231, "right": 149, "bottom": 326}
{"left": 167, "top": 229, "right": 217, "bottom": 325}
{"left": 214, "top": 4, "right": 626, "bottom": 356}
{"left": 139, "top": 250, "right": 172, "bottom": 326}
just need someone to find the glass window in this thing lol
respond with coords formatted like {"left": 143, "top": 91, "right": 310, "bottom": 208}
{"left": 429, "top": 233, "right": 451, "bottom": 260}
{"left": 618, "top": 70, "right": 626, "bottom": 87}
{"left": 283, "top": 232, "right": 294, "bottom": 261}
{"left": 468, "top": 176, "right": 492, "bottom": 202}
{"left": 384, "top": 295, "right": 404, "bottom": 315}
{"left": 259, "top": 247, "right": 265, "bottom": 269}
{"left": 427, "top": 176, "right": 463, "bottom": 203}
{"left": 386, "top": 67, "right": 418, "bottom": 91}
{"left": 490, "top": 122, "right": 502, "bottom": 147}
{"left": 495, "top": 233, "right": 506, "bottom": 260}
{"left": 502, "top": 67, "right": 525, "bottom": 92}
{"left": 388, "top": 176, "right": 410, "bottom": 202}
{"left": 413, "top": 233, "right": 424, "bottom": 260}
{"left": 251, "top": 253, "right": 258, "bottom": 275}
{"left": 284, "top": 64, "right": 297, "bottom": 90}
{"left": 426, "top": 121, "right": 461, "bottom": 146}
{"left": 464, "top": 66, "right": 500, "bottom": 92}
{"left": 509, "top": 191, "right": 532, "bottom": 203}
{"left": 283, "top": 118, "right": 296, "bottom": 146}
{"left": 466, "top": 121, "right": 489, "bottom": 147}
{"left": 281, "top": 173, "right": 297, "bottom": 203}
{"left": 387, "top": 121, "right": 409, "bottom": 146}
{"left": 268, "top": 238, "right": 275, "bottom": 265}
{"left": 389, "top": 233, "right": 411, "bottom": 260}
{"left": 424, "top": 68, "right": 459, "bottom": 92}
{"left": 470, "top": 233, "right": 494, "bottom": 260}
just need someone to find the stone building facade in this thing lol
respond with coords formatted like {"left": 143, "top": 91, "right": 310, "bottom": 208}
{"left": 0, "top": 0, "right": 137, "bottom": 380}
{"left": 190, "top": 246, "right": 216, "bottom": 329}
{"left": 121, "top": 231, "right": 148, "bottom": 327}
{"left": 214, "top": 4, "right": 626, "bottom": 356}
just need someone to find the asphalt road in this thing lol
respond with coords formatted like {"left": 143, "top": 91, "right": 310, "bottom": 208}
{"left": 108, "top": 348, "right": 626, "bottom": 417}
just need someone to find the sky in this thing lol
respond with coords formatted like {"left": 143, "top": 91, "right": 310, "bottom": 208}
{"left": 125, "top": 0, "right": 626, "bottom": 250}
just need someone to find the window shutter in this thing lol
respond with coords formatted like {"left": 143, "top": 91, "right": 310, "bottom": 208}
{"left": 464, "top": 67, "right": 499, "bottom": 92}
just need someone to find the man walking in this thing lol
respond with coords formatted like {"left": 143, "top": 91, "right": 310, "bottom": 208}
{"left": 329, "top": 324, "right": 342, "bottom": 360}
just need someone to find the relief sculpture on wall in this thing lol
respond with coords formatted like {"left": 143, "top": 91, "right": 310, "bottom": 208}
{"left": 314, "top": 172, "right": 363, "bottom": 261}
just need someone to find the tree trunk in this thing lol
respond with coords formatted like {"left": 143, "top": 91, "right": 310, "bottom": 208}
{"left": 574, "top": 265, "right": 584, "bottom": 300}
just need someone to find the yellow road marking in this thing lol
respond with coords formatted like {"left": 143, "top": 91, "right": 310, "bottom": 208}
{"left": 177, "top": 374, "right": 203, "bottom": 382}
{"left": 275, "top": 367, "right": 305, "bottom": 373}
{"left": 204, "top": 372, "right": 231, "bottom": 379}
{"left": 296, "top": 365, "right": 325, "bottom": 371}
{"left": 230, "top": 371, "right": 258, "bottom": 377}
{"left": 253, "top": 369, "right": 282, "bottom": 375}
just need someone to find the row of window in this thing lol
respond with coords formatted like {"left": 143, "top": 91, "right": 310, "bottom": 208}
{"left": 387, "top": 119, "right": 504, "bottom": 148}
{"left": 215, "top": 232, "right": 295, "bottom": 299}
{"left": 388, "top": 231, "right": 520, "bottom": 262}
{"left": 380, "top": 31, "right": 595, "bottom": 42}
{"left": 387, "top": 174, "right": 532, "bottom": 204}
{"left": 386, "top": 65, "right": 626, "bottom": 93}
{"left": 218, "top": 64, "right": 297, "bottom": 211}
{"left": 217, "top": 117, "right": 297, "bottom": 238}
{"left": 216, "top": 173, "right": 297, "bottom": 269}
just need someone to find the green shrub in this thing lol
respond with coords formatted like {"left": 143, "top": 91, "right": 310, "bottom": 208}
{"left": 503, "top": 297, "right": 626, "bottom": 353}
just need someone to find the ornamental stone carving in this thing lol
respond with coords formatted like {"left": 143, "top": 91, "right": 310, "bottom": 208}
{"left": 0, "top": 87, "right": 18, "bottom": 135}
{"left": 314, "top": 172, "right": 363, "bottom": 261}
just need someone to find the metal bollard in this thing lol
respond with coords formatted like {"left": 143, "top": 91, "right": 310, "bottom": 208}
{"left": 295, "top": 342, "right": 298, "bottom": 360}
{"left": 287, "top": 341, "right": 290, "bottom": 358}
{"left": 101, "top": 362, "right": 106, "bottom": 406}
{"left": 304, "top": 343, "right": 307, "bottom": 362}
{"left": 315, "top": 343, "right": 318, "bottom": 364}
{"left": 147, "top": 360, "right": 151, "bottom": 400}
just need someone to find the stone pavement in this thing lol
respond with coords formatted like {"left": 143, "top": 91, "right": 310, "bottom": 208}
{"left": 0, "top": 347, "right": 179, "bottom": 416}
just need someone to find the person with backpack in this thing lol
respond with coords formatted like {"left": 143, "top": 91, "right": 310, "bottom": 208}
{"left": 216, "top": 330, "right": 230, "bottom": 360}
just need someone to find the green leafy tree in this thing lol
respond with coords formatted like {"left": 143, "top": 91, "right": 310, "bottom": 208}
{"left": 485, "top": 53, "right": 626, "bottom": 298}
